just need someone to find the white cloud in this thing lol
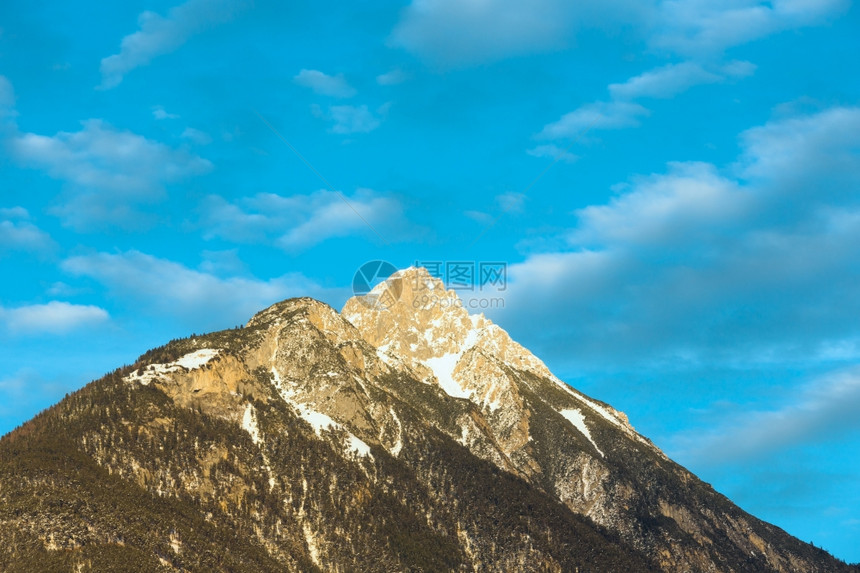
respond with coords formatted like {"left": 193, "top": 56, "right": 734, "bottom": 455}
{"left": 200, "top": 189, "right": 408, "bottom": 250}
{"left": 11, "top": 120, "right": 211, "bottom": 193}
{"left": 0, "top": 301, "right": 109, "bottom": 334}
{"left": 152, "top": 105, "right": 179, "bottom": 120}
{"left": 572, "top": 162, "right": 750, "bottom": 247}
{"left": 390, "top": 0, "right": 848, "bottom": 66}
{"left": 61, "top": 251, "right": 332, "bottom": 329}
{"left": 464, "top": 210, "right": 494, "bottom": 224}
{"left": 542, "top": 59, "right": 755, "bottom": 144}
{"left": 10, "top": 119, "right": 211, "bottom": 229}
{"left": 100, "top": 0, "right": 249, "bottom": 89}
{"left": 609, "top": 62, "right": 723, "bottom": 100}
{"left": 181, "top": 127, "right": 212, "bottom": 144}
{"left": 651, "top": 0, "right": 850, "bottom": 55}
{"left": 294, "top": 69, "right": 356, "bottom": 98}
{"left": 309, "top": 103, "right": 387, "bottom": 134}
{"left": 277, "top": 190, "right": 400, "bottom": 249}
{"left": 0, "top": 207, "right": 55, "bottom": 255}
{"left": 200, "top": 195, "right": 270, "bottom": 243}
{"left": 329, "top": 105, "right": 382, "bottom": 134}
{"left": 738, "top": 106, "right": 860, "bottom": 186}
{"left": 199, "top": 249, "right": 246, "bottom": 275}
{"left": 499, "top": 106, "right": 860, "bottom": 369}
{"left": 376, "top": 69, "right": 408, "bottom": 86}
{"left": 539, "top": 101, "right": 649, "bottom": 139}
{"left": 496, "top": 192, "right": 526, "bottom": 213}
{"left": 526, "top": 144, "right": 578, "bottom": 163}
{"left": 720, "top": 59, "right": 757, "bottom": 78}
{"left": 0, "top": 207, "right": 29, "bottom": 219}
{"left": 390, "top": 0, "right": 646, "bottom": 66}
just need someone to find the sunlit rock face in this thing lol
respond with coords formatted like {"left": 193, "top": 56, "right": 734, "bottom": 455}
{"left": 0, "top": 268, "right": 853, "bottom": 572}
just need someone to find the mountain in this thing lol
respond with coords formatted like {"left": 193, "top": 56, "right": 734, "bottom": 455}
{"left": 0, "top": 267, "right": 855, "bottom": 572}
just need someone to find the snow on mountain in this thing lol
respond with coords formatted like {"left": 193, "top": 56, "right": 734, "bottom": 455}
{"left": 342, "top": 267, "right": 654, "bottom": 456}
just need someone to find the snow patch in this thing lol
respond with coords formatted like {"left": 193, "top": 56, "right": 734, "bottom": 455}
{"left": 242, "top": 403, "right": 262, "bottom": 445}
{"left": 240, "top": 402, "right": 277, "bottom": 489}
{"left": 480, "top": 378, "right": 503, "bottom": 412}
{"left": 556, "top": 380, "right": 665, "bottom": 457}
{"left": 425, "top": 352, "right": 470, "bottom": 398}
{"left": 345, "top": 434, "right": 372, "bottom": 457}
{"left": 301, "top": 408, "right": 337, "bottom": 434}
{"left": 569, "top": 388, "right": 624, "bottom": 429}
{"left": 174, "top": 348, "right": 219, "bottom": 369}
{"left": 462, "top": 326, "right": 480, "bottom": 350}
{"left": 124, "top": 348, "right": 220, "bottom": 385}
{"left": 389, "top": 407, "right": 403, "bottom": 456}
{"left": 376, "top": 348, "right": 396, "bottom": 367}
{"left": 560, "top": 408, "right": 604, "bottom": 457}
{"left": 270, "top": 365, "right": 373, "bottom": 460}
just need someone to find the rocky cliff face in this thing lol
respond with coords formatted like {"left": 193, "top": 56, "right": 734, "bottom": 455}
{"left": 0, "top": 268, "right": 855, "bottom": 572}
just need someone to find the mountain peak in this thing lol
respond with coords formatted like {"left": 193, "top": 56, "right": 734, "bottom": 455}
{"left": 344, "top": 266, "right": 646, "bottom": 444}
{"left": 344, "top": 267, "right": 562, "bottom": 409}
{"left": 362, "top": 266, "right": 463, "bottom": 317}
{"left": 4, "top": 283, "right": 855, "bottom": 572}
{"left": 245, "top": 296, "right": 340, "bottom": 329}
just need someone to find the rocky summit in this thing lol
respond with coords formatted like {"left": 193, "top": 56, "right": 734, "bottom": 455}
{"left": 0, "top": 267, "right": 855, "bottom": 572}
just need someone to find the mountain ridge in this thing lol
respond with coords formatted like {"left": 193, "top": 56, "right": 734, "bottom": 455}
{"left": 0, "top": 267, "right": 856, "bottom": 572}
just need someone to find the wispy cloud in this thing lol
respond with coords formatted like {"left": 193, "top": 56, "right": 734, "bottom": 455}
{"left": 651, "top": 0, "right": 850, "bottom": 56}
{"left": 673, "top": 366, "right": 860, "bottom": 464}
{"left": 496, "top": 192, "right": 526, "bottom": 213}
{"left": 200, "top": 188, "right": 409, "bottom": 250}
{"left": 390, "top": 0, "right": 646, "bottom": 66}
{"left": 181, "top": 127, "right": 212, "bottom": 145}
{"left": 503, "top": 106, "right": 860, "bottom": 368}
{"left": 376, "top": 69, "right": 408, "bottom": 86}
{"left": 389, "top": 0, "right": 844, "bottom": 66}
{"left": 0, "top": 301, "right": 109, "bottom": 334}
{"left": 10, "top": 120, "right": 211, "bottom": 193}
{"left": 541, "top": 60, "right": 755, "bottom": 142}
{"left": 61, "top": 251, "right": 334, "bottom": 329}
{"left": 0, "top": 207, "right": 56, "bottom": 255}
{"left": 99, "top": 0, "right": 249, "bottom": 89}
{"left": 737, "top": 105, "right": 860, "bottom": 185}
{"left": 609, "top": 61, "right": 723, "bottom": 100}
{"left": 10, "top": 119, "right": 211, "bottom": 229}
{"left": 310, "top": 103, "right": 387, "bottom": 134}
{"left": 539, "top": 101, "right": 649, "bottom": 139}
{"left": 152, "top": 105, "right": 179, "bottom": 120}
{"left": 526, "top": 144, "right": 578, "bottom": 163}
{"left": 294, "top": 69, "right": 356, "bottom": 98}
{"left": 329, "top": 105, "right": 383, "bottom": 134}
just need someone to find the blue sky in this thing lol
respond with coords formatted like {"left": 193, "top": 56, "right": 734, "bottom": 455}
{"left": 2, "top": 0, "right": 860, "bottom": 562}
